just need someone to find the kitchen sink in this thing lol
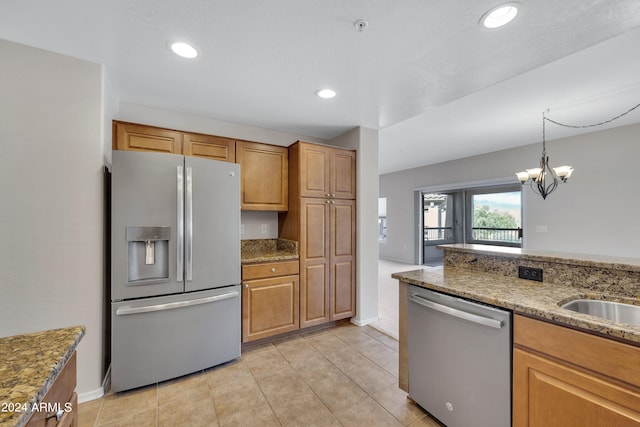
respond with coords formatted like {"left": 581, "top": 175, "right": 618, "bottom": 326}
{"left": 561, "top": 299, "right": 640, "bottom": 326}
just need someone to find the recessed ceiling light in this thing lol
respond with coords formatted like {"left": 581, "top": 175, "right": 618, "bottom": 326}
{"left": 170, "top": 42, "right": 198, "bottom": 59}
{"left": 481, "top": 4, "right": 519, "bottom": 29}
{"left": 316, "top": 89, "right": 337, "bottom": 99}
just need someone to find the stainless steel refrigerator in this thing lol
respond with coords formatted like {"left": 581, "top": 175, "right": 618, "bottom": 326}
{"left": 110, "top": 150, "right": 241, "bottom": 392}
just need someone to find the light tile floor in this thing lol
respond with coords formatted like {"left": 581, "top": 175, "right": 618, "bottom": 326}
{"left": 370, "top": 259, "right": 431, "bottom": 340}
{"left": 79, "top": 323, "right": 442, "bottom": 426}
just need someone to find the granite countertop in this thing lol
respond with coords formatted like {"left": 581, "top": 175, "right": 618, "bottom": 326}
{"left": 241, "top": 238, "right": 299, "bottom": 264}
{"left": 0, "top": 326, "right": 85, "bottom": 427}
{"left": 393, "top": 267, "right": 640, "bottom": 345}
{"left": 440, "top": 243, "right": 640, "bottom": 272}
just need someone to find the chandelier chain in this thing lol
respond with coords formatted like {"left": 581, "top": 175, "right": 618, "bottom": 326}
{"left": 543, "top": 102, "right": 640, "bottom": 129}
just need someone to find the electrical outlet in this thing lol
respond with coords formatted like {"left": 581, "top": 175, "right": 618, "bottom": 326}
{"left": 518, "top": 266, "right": 543, "bottom": 282}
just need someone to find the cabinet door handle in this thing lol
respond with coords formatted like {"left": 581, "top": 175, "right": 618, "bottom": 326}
{"left": 45, "top": 409, "right": 64, "bottom": 421}
{"left": 244, "top": 283, "right": 249, "bottom": 288}
{"left": 331, "top": 194, "right": 335, "bottom": 197}
{"left": 326, "top": 193, "right": 331, "bottom": 197}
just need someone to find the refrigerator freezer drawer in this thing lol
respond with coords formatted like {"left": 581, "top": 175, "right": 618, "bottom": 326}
{"left": 111, "top": 286, "right": 241, "bottom": 392}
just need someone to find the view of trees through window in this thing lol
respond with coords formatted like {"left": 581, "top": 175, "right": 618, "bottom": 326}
{"left": 421, "top": 187, "right": 521, "bottom": 264}
{"left": 471, "top": 191, "right": 521, "bottom": 244}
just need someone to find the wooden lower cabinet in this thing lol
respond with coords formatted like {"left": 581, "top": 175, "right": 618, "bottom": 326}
{"left": 27, "top": 352, "right": 77, "bottom": 427}
{"left": 297, "top": 197, "right": 355, "bottom": 328}
{"left": 329, "top": 200, "right": 356, "bottom": 321}
{"left": 513, "top": 315, "right": 640, "bottom": 426}
{"left": 242, "top": 261, "right": 299, "bottom": 342}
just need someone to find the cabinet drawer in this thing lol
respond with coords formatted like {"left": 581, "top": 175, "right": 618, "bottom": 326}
{"left": 26, "top": 352, "right": 76, "bottom": 427}
{"left": 514, "top": 314, "right": 640, "bottom": 388}
{"left": 242, "top": 260, "right": 299, "bottom": 280}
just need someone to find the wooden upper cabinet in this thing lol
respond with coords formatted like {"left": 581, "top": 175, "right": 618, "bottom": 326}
{"left": 298, "top": 143, "right": 331, "bottom": 198}
{"left": 183, "top": 133, "right": 235, "bottom": 162}
{"left": 113, "top": 121, "right": 235, "bottom": 162}
{"left": 236, "top": 141, "right": 288, "bottom": 211}
{"left": 294, "top": 142, "right": 355, "bottom": 200}
{"left": 331, "top": 149, "right": 356, "bottom": 200}
{"left": 114, "top": 121, "right": 183, "bottom": 154}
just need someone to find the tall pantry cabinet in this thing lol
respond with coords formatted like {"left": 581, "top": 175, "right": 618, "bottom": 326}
{"left": 280, "top": 141, "right": 356, "bottom": 328}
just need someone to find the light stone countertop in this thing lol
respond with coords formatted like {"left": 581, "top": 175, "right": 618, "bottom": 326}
{"left": 440, "top": 243, "right": 640, "bottom": 272}
{"left": 241, "top": 238, "right": 299, "bottom": 264}
{"left": 0, "top": 326, "right": 85, "bottom": 427}
{"left": 393, "top": 266, "right": 640, "bottom": 346}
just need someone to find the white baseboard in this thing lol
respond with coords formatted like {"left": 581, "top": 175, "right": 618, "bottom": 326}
{"left": 78, "top": 387, "right": 104, "bottom": 403}
{"left": 78, "top": 366, "right": 110, "bottom": 403}
{"left": 350, "top": 316, "right": 379, "bottom": 327}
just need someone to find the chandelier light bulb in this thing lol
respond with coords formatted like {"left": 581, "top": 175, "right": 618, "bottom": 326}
{"left": 515, "top": 171, "right": 529, "bottom": 183}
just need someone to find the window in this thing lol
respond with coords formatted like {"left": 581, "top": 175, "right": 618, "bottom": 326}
{"left": 466, "top": 186, "right": 522, "bottom": 247}
{"left": 378, "top": 197, "right": 387, "bottom": 242}
{"left": 423, "top": 193, "right": 454, "bottom": 244}
{"left": 419, "top": 183, "right": 522, "bottom": 265}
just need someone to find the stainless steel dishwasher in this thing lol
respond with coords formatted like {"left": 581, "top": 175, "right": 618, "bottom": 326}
{"left": 408, "top": 285, "right": 511, "bottom": 427}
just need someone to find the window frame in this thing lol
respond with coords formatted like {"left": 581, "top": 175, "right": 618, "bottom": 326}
{"left": 464, "top": 184, "right": 522, "bottom": 248}
{"left": 378, "top": 197, "right": 387, "bottom": 242}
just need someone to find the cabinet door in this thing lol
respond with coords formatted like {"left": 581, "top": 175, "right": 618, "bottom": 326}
{"left": 331, "top": 148, "right": 356, "bottom": 199}
{"left": 236, "top": 141, "right": 288, "bottom": 211}
{"left": 183, "top": 133, "right": 235, "bottom": 162}
{"left": 299, "top": 198, "right": 330, "bottom": 327}
{"left": 299, "top": 143, "right": 331, "bottom": 198}
{"left": 26, "top": 352, "right": 77, "bottom": 426}
{"left": 330, "top": 199, "right": 356, "bottom": 320}
{"left": 513, "top": 348, "right": 640, "bottom": 427}
{"left": 114, "top": 121, "right": 183, "bottom": 154}
{"left": 242, "top": 275, "right": 299, "bottom": 342}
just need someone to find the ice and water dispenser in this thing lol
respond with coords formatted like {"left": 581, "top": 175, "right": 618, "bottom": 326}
{"left": 126, "top": 226, "right": 170, "bottom": 283}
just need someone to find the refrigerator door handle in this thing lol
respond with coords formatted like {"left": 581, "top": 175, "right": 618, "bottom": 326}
{"left": 177, "top": 165, "right": 184, "bottom": 282}
{"left": 115, "top": 291, "right": 239, "bottom": 315}
{"left": 185, "top": 166, "right": 193, "bottom": 281}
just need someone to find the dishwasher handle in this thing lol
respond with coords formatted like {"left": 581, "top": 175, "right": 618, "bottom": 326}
{"left": 409, "top": 293, "right": 503, "bottom": 329}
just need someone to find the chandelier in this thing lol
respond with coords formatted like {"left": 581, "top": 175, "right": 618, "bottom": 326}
{"left": 517, "top": 103, "right": 640, "bottom": 200}
{"left": 515, "top": 112, "right": 573, "bottom": 200}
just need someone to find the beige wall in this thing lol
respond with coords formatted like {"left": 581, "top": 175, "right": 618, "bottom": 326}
{"left": 0, "top": 39, "right": 105, "bottom": 399}
{"left": 380, "top": 123, "right": 640, "bottom": 263}
{"left": 330, "top": 127, "right": 380, "bottom": 325}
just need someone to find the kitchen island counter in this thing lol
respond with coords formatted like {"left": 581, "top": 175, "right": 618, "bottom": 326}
{"left": 394, "top": 267, "right": 640, "bottom": 344}
{"left": 0, "top": 326, "right": 84, "bottom": 427}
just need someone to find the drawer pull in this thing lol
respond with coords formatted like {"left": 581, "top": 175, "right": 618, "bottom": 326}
{"left": 271, "top": 268, "right": 276, "bottom": 272}
{"left": 46, "top": 409, "right": 64, "bottom": 421}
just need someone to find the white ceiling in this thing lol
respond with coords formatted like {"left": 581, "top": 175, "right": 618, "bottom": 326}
{"left": 2, "top": 1, "right": 640, "bottom": 174}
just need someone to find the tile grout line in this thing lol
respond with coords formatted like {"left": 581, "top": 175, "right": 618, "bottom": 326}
{"left": 301, "top": 330, "right": 398, "bottom": 422}
{"left": 272, "top": 335, "right": 350, "bottom": 426}
{"left": 241, "top": 343, "right": 284, "bottom": 427}
{"left": 325, "top": 328, "right": 406, "bottom": 426}
{"left": 332, "top": 327, "right": 399, "bottom": 379}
